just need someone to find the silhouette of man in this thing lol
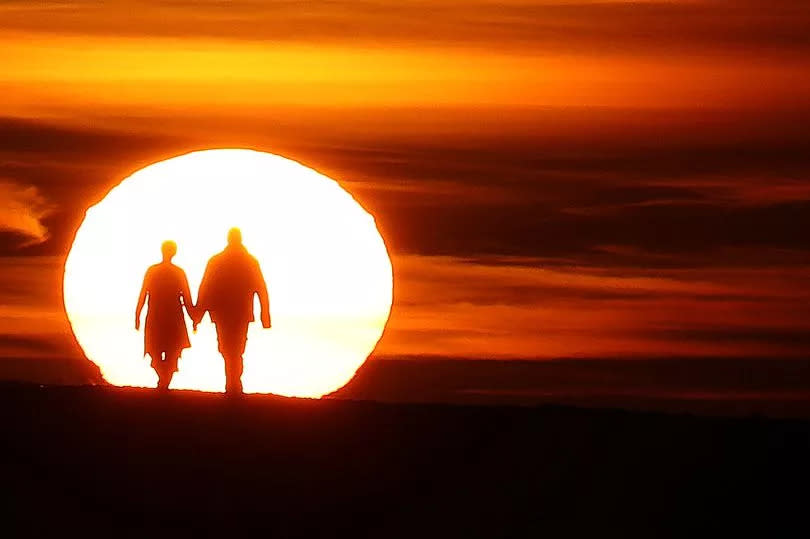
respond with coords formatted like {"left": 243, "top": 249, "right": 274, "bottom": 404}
{"left": 135, "top": 240, "right": 195, "bottom": 391}
{"left": 194, "top": 228, "right": 270, "bottom": 395}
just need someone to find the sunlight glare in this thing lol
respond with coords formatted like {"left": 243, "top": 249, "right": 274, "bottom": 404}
{"left": 63, "top": 149, "right": 393, "bottom": 397}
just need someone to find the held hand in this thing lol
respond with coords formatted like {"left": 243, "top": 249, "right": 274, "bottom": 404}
{"left": 192, "top": 321, "right": 198, "bottom": 334}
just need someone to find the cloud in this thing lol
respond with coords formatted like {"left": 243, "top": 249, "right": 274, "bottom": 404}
{"left": 1, "top": 2, "right": 809, "bottom": 113}
{"left": 0, "top": 257, "right": 82, "bottom": 375}
{"left": 0, "top": 180, "right": 54, "bottom": 247}
{"left": 1, "top": 1, "right": 809, "bottom": 58}
{"left": 380, "top": 253, "right": 810, "bottom": 360}
{"left": 4, "top": 107, "right": 810, "bottom": 262}
{"left": 2, "top": 248, "right": 810, "bottom": 378}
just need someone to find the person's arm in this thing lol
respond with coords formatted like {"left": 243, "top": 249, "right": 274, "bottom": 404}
{"left": 180, "top": 270, "right": 195, "bottom": 324}
{"left": 135, "top": 269, "right": 149, "bottom": 330}
{"left": 194, "top": 260, "right": 212, "bottom": 326}
{"left": 254, "top": 259, "right": 271, "bottom": 328}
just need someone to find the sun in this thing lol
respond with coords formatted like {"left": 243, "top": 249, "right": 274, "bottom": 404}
{"left": 63, "top": 149, "right": 393, "bottom": 397}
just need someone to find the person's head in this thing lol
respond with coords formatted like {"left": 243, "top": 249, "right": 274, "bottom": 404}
{"left": 161, "top": 240, "right": 177, "bottom": 262}
{"left": 227, "top": 227, "right": 242, "bottom": 247}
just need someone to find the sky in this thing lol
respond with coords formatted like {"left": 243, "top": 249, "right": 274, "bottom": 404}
{"left": 2, "top": 0, "right": 810, "bottom": 384}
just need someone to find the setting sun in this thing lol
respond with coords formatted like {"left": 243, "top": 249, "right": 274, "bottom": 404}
{"left": 63, "top": 149, "right": 393, "bottom": 397}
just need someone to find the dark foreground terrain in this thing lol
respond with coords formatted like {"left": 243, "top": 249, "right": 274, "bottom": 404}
{"left": 334, "top": 357, "right": 810, "bottom": 417}
{"left": 8, "top": 356, "right": 810, "bottom": 418}
{"left": 3, "top": 384, "right": 810, "bottom": 537}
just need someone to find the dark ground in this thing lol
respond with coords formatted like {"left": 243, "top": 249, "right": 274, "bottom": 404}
{"left": 2, "top": 383, "right": 810, "bottom": 537}
{"left": 6, "top": 356, "right": 810, "bottom": 418}
{"left": 333, "top": 357, "right": 810, "bottom": 418}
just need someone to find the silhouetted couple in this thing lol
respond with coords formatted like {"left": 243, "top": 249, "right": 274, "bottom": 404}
{"left": 135, "top": 228, "right": 270, "bottom": 395}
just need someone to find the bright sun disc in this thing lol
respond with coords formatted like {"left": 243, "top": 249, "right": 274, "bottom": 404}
{"left": 64, "top": 149, "right": 393, "bottom": 397}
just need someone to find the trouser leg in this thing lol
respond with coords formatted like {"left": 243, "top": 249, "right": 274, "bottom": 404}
{"left": 224, "top": 354, "right": 244, "bottom": 394}
{"left": 223, "top": 355, "right": 231, "bottom": 393}
{"left": 217, "top": 322, "right": 248, "bottom": 395}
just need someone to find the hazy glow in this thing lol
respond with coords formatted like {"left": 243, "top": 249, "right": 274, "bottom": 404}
{"left": 63, "top": 150, "right": 393, "bottom": 397}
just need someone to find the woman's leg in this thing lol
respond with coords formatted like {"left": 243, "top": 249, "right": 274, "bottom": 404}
{"left": 156, "top": 352, "right": 171, "bottom": 390}
{"left": 160, "top": 351, "right": 180, "bottom": 390}
{"left": 150, "top": 352, "right": 165, "bottom": 390}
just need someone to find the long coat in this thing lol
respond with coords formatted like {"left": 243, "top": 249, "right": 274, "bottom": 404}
{"left": 141, "top": 263, "right": 192, "bottom": 360}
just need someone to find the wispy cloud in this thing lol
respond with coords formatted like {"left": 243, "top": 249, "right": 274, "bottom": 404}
{"left": 3, "top": 109, "right": 810, "bottom": 262}
{"left": 0, "top": 181, "right": 54, "bottom": 247}
{"left": 1, "top": 2, "right": 809, "bottom": 114}
{"left": 381, "top": 253, "right": 810, "bottom": 360}
{"left": 0, "top": 256, "right": 76, "bottom": 358}
{"left": 1, "top": 1, "right": 809, "bottom": 57}
{"left": 6, "top": 253, "right": 810, "bottom": 365}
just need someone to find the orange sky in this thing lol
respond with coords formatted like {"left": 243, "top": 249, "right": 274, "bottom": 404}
{"left": 2, "top": 1, "right": 810, "bottom": 380}
{"left": 2, "top": 1, "right": 810, "bottom": 113}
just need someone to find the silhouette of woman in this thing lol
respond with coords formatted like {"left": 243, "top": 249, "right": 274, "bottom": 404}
{"left": 135, "top": 241, "right": 195, "bottom": 391}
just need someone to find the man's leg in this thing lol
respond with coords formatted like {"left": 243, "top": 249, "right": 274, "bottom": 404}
{"left": 217, "top": 321, "right": 248, "bottom": 395}
{"left": 224, "top": 353, "right": 244, "bottom": 395}
{"left": 223, "top": 353, "right": 232, "bottom": 393}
